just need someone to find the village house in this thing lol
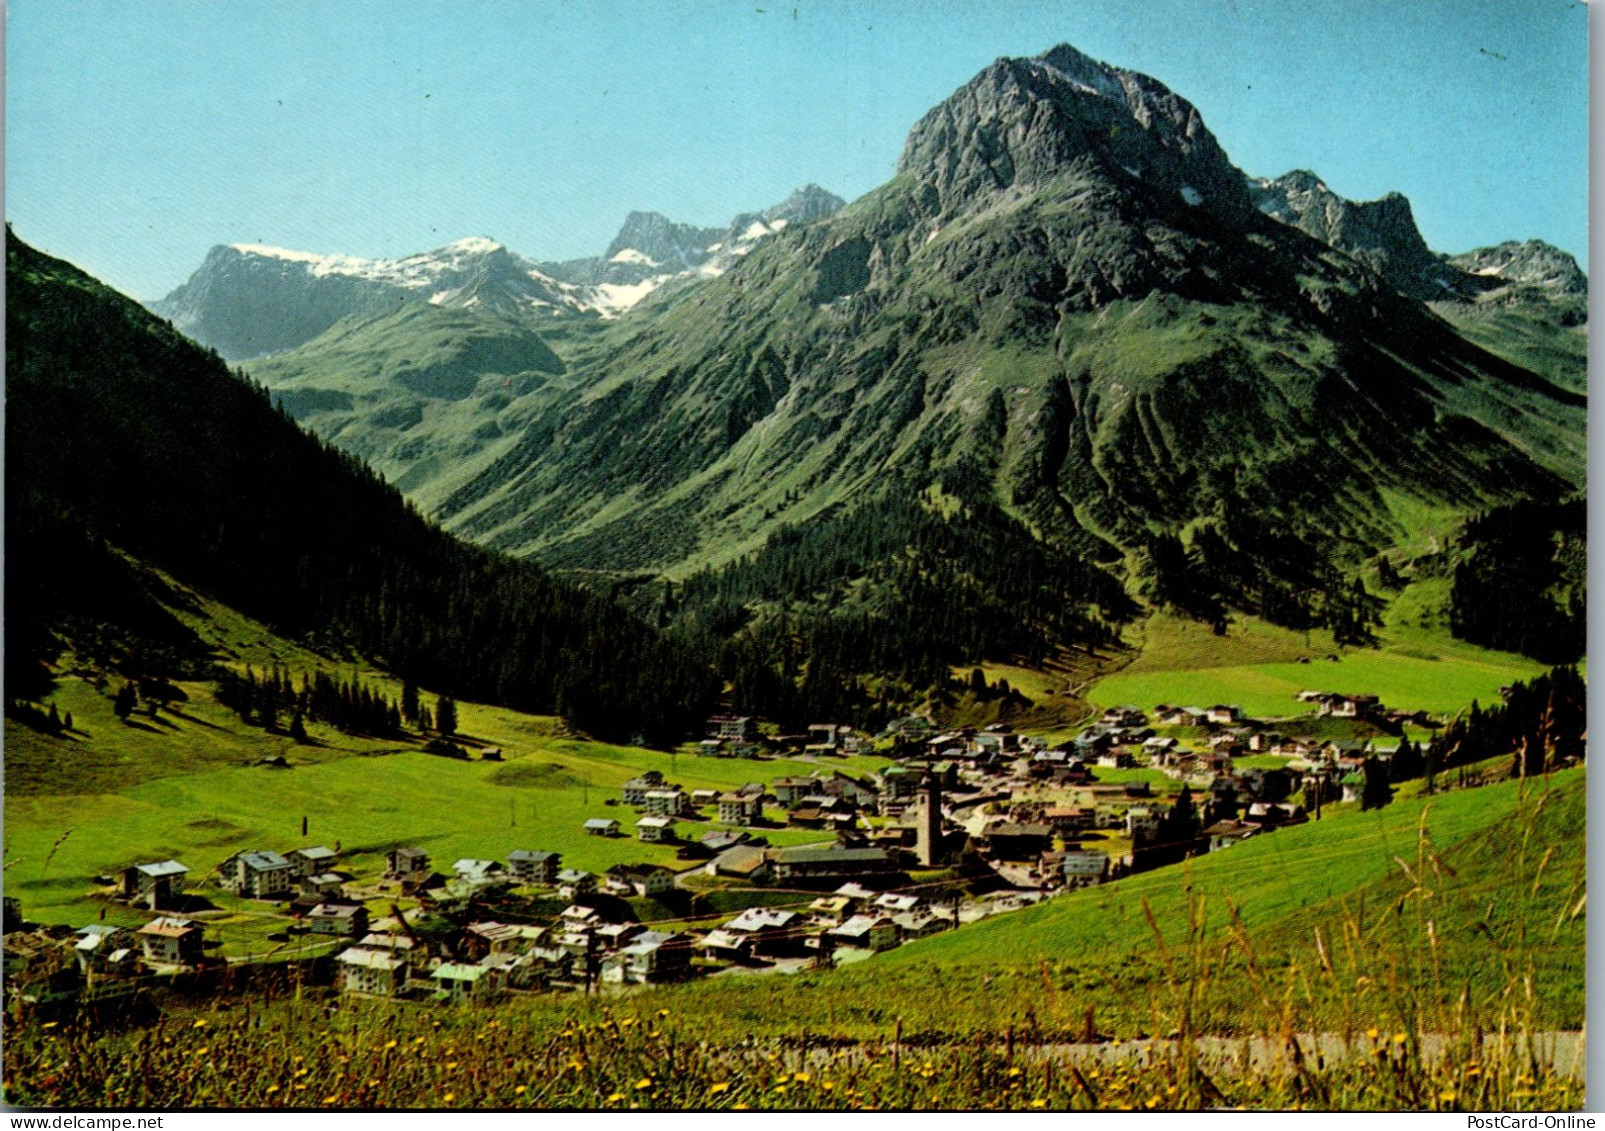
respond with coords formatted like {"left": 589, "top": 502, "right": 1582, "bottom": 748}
{"left": 808, "top": 895, "right": 853, "bottom": 925}
{"left": 1247, "top": 731, "right": 1285, "bottom": 753}
{"left": 301, "top": 872, "right": 348, "bottom": 901}
{"left": 506, "top": 850, "right": 561, "bottom": 885}
{"left": 1154, "top": 705, "right": 1209, "bottom": 727}
{"left": 135, "top": 917, "right": 204, "bottom": 966}
{"left": 1043, "top": 806, "right": 1097, "bottom": 835}
{"left": 1203, "top": 819, "right": 1261, "bottom": 852}
{"left": 1097, "top": 749, "right": 1136, "bottom": 769}
{"left": 594, "top": 922, "right": 646, "bottom": 951}
{"left": 622, "top": 771, "right": 667, "bottom": 807}
{"left": 1125, "top": 807, "right": 1162, "bottom": 842}
{"left": 605, "top": 862, "right": 678, "bottom": 897}
{"left": 1246, "top": 802, "right": 1307, "bottom": 827}
{"left": 1206, "top": 705, "right": 1243, "bottom": 726}
{"left": 636, "top": 815, "right": 677, "bottom": 843}
{"left": 462, "top": 922, "right": 547, "bottom": 960}
{"left": 1340, "top": 772, "right": 1366, "bottom": 803}
{"left": 555, "top": 869, "right": 596, "bottom": 899}
{"left": 690, "top": 788, "right": 722, "bottom": 807}
{"left": 286, "top": 846, "right": 337, "bottom": 879}
{"left": 768, "top": 845, "right": 896, "bottom": 885}
{"left": 477, "top": 950, "right": 544, "bottom": 990}
{"left": 72, "top": 925, "right": 137, "bottom": 975}
{"left": 829, "top": 915, "right": 899, "bottom": 952}
{"left": 830, "top": 771, "right": 880, "bottom": 809}
{"left": 873, "top": 892, "right": 924, "bottom": 915}
{"left": 891, "top": 911, "right": 952, "bottom": 940}
{"left": 582, "top": 818, "right": 622, "bottom": 837}
{"left": 601, "top": 930, "right": 692, "bottom": 984}
{"left": 119, "top": 860, "right": 188, "bottom": 909}
{"left": 337, "top": 947, "right": 410, "bottom": 996}
{"left": 706, "top": 845, "right": 771, "bottom": 883}
{"left": 1100, "top": 706, "right": 1148, "bottom": 728}
{"left": 1322, "top": 694, "right": 1381, "bottom": 720}
{"left": 642, "top": 788, "right": 687, "bottom": 816}
{"left": 724, "top": 907, "right": 805, "bottom": 955}
{"left": 1061, "top": 849, "right": 1110, "bottom": 888}
{"left": 218, "top": 851, "right": 296, "bottom": 899}
{"left": 385, "top": 847, "right": 429, "bottom": 880}
{"left": 883, "top": 715, "right": 934, "bottom": 741}
{"left": 453, "top": 859, "right": 505, "bottom": 885}
{"left": 707, "top": 715, "right": 759, "bottom": 742}
{"left": 354, "top": 932, "right": 420, "bottom": 966}
{"left": 718, "top": 791, "right": 764, "bottom": 825}
{"left": 431, "top": 962, "right": 503, "bottom": 1003}
{"left": 807, "top": 723, "right": 848, "bottom": 749}
{"left": 307, "top": 903, "right": 369, "bottom": 938}
{"left": 698, "top": 928, "right": 752, "bottom": 961}
{"left": 983, "top": 822, "right": 1053, "bottom": 860}
{"left": 878, "top": 765, "right": 922, "bottom": 803}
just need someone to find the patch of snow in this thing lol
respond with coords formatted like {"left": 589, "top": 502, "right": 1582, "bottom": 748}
{"left": 1123, "top": 165, "right": 1142, "bottom": 179}
{"left": 444, "top": 237, "right": 502, "bottom": 255}
{"left": 608, "top": 247, "right": 660, "bottom": 266}
{"left": 428, "top": 290, "right": 451, "bottom": 305}
{"left": 463, "top": 295, "right": 481, "bottom": 307}
{"left": 1180, "top": 185, "right": 1204, "bottom": 206}
{"left": 768, "top": 218, "right": 789, "bottom": 231}
{"left": 739, "top": 220, "right": 771, "bottom": 242}
{"left": 1473, "top": 265, "right": 1508, "bottom": 277}
{"left": 1433, "top": 276, "right": 1455, "bottom": 291}
{"left": 705, "top": 241, "right": 725, "bottom": 253}
{"left": 588, "top": 276, "right": 671, "bottom": 315}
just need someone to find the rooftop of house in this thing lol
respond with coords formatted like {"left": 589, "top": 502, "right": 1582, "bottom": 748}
{"left": 508, "top": 850, "right": 559, "bottom": 862}
{"left": 726, "top": 907, "right": 800, "bottom": 932}
{"left": 138, "top": 917, "right": 199, "bottom": 938}
{"left": 338, "top": 948, "right": 406, "bottom": 971}
{"left": 133, "top": 860, "right": 188, "bottom": 877}
{"left": 239, "top": 851, "right": 292, "bottom": 871}
{"left": 432, "top": 963, "right": 489, "bottom": 982}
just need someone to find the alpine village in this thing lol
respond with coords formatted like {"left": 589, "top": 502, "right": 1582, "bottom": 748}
{"left": 4, "top": 36, "right": 1586, "bottom": 1114}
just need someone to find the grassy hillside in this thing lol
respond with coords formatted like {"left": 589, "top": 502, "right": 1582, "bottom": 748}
{"left": 4, "top": 769, "right": 1581, "bottom": 1112}
{"left": 1090, "top": 582, "right": 1543, "bottom": 717}
{"left": 619, "top": 768, "right": 1584, "bottom": 1041}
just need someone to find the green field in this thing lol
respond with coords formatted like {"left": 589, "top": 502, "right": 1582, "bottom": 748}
{"left": 6, "top": 596, "right": 888, "bottom": 951}
{"left": 612, "top": 768, "right": 1584, "bottom": 1042}
{"left": 1091, "top": 587, "right": 1544, "bottom": 718}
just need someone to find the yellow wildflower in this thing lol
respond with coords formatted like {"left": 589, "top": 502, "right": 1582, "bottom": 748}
{"left": 793, "top": 1071, "right": 811, "bottom": 1083}
{"left": 709, "top": 1082, "right": 731, "bottom": 1095}
{"left": 1365, "top": 1027, "right": 1380, "bottom": 1040}
{"left": 515, "top": 1086, "right": 527, "bottom": 1095}
{"left": 193, "top": 1019, "right": 209, "bottom": 1029}
{"left": 606, "top": 1093, "right": 626, "bottom": 1104}
{"left": 322, "top": 1096, "right": 338, "bottom": 1105}
{"left": 1031, "top": 1099, "right": 1048, "bottom": 1109}
{"left": 1007, "top": 1067, "right": 1022, "bottom": 1078}
{"left": 383, "top": 1040, "right": 398, "bottom": 1050}
{"left": 443, "top": 1092, "right": 454, "bottom": 1104}
{"left": 636, "top": 1077, "right": 654, "bottom": 1090}
{"left": 1439, "top": 1090, "right": 1457, "bottom": 1103}
{"left": 1393, "top": 1032, "right": 1408, "bottom": 1045}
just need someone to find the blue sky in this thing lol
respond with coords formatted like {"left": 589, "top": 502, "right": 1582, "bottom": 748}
{"left": 7, "top": 0, "right": 1589, "bottom": 300}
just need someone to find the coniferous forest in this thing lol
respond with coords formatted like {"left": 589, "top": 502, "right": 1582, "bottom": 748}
{"left": 5, "top": 230, "right": 719, "bottom": 745}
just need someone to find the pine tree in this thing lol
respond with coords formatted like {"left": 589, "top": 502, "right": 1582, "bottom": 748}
{"left": 1360, "top": 756, "right": 1393, "bottom": 810}
{"left": 289, "top": 711, "right": 308, "bottom": 743}
{"left": 401, "top": 680, "right": 420, "bottom": 726}
{"left": 113, "top": 683, "right": 137, "bottom": 720}
{"left": 62, "top": 710, "right": 74, "bottom": 732}
{"left": 436, "top": 696, "right": 457, "bottom": 736}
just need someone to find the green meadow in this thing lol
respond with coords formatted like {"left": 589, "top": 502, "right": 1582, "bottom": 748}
{"left": 6, "top": 597, "right": 889, "bottom": 950}
{"left": 1090, "top": 582, "right": 1544, "bottom": 718}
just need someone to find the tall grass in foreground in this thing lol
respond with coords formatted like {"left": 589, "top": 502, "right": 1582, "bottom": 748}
{"left": 3, "top": 779, "right": 1583, "bottom": 1110}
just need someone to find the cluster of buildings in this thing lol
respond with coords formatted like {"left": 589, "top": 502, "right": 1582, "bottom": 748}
{"left": 8, "top": 693, "right": 1423, "bottom": 1012}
